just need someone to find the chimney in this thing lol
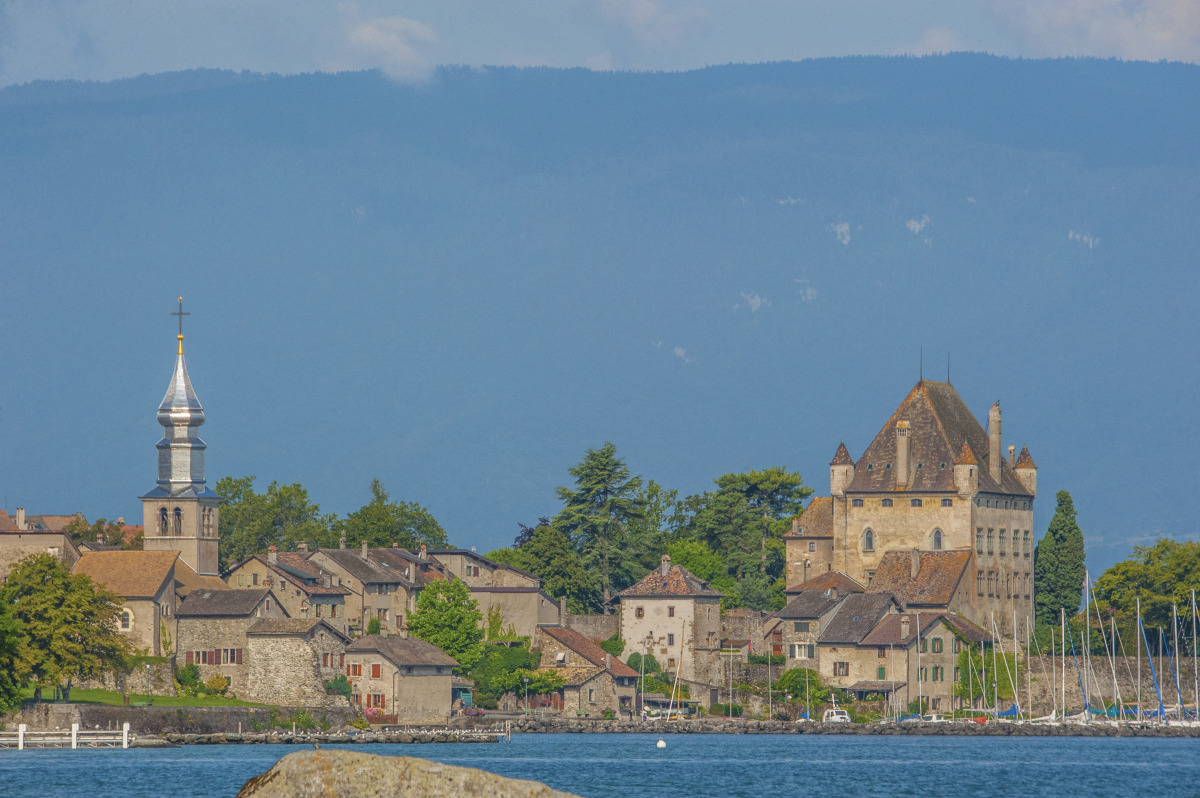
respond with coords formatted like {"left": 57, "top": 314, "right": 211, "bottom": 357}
{"left": 1007, "top": 445, "right": 1016, "bottom": 466}
{"left": 15, "top": 508, "right": 25, "bottom": 530}
{"left": 828, "top": 587, "right": 838, "bottom": 601}
{"left": 660, "top": 554, "right": 671, "bottom": 577}
{"left": 297, "top": 542, "right": 308, "bottom": 553}
{"left": 791, "top": 518, "right": 800, "bottom": 535}
{"left": 895, "top": 421, "right": 910, "bottom": 485}
{"left": 381, "top": 626, "right": 389, "bottom": 638}
{"left": 560, "top": 595, "right": 568, "bottom": 624}
{"left": 322, "top": 574, "right": 331, "bottom": 588}
{"left": 116, "top": 517, "right": 124, "bottom": 525}
{"left": 339, "top": 535, "right": 346, "bottom": 549}
{"left": 901, "top": 616, "right": 910, "bottom": 639}
{"left": 470, "top": 546, "right": 476, "bottom": 552}
{"left": 605, "top": 653, "right": 611, "bottom": 670}
{"left": 419, "top": 545, "right": 428, "bottom": 561}
{"left": 391, "top": 542, "right": 398, "bottom": 548}
{"left": 910, "top": 549, "right": 920, "bottom": 580}
{"left": 361, "top": 540, "right": 368, "bottom": 561}
{"left": 988, "top": 402, "right": 1002, "bottom": 483}
{"left": 268, "top": 545, "right": 278, "bottom": 564}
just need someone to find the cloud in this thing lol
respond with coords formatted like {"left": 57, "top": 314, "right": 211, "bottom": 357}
{"left": 672, "top": 346, "right": 693, "bottom": 364}
{"left": 909, "top": 26, "right": 964, "bottom": 54}
{"left": 777, "top": 196, "right": 804, "bottom": 205}
{"left": 740, "top": 292, "right": 769, "bottom": 312}
{"left": 578, "top": 0, "right": 708, "bottom": 46}
{"left": 794, "top": 279, "right": 817, "bottom": 302}
{"left": 831, "top": 222, "right": 851, "bottom": 245}
{"left": 987, "top": 0, "right": 1200, "bottom": 62}
{"left": 906, "top": 214, "right": 931, "bottom": 234}
{"left": 1069, "top": 229, "right": 1099, "bottom": 249}
{"left": 340, "top": 3, "right": 436, "bottom": 82}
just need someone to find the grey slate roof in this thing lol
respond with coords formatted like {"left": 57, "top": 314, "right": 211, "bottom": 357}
{"left": 312, "top": 548, "right": 407, "bottom": 585}
{"left": 346, "top": 634, "right": 459, "bottom": 668}
{"left": 778, "top": 590, "right": 846, "bottom": 620}
{"left": 247, "top": 618, "right": 350, "bottom": 642}
{"left": 177, "top": 588, "right": 279, "bottom": 618}
{"left": 818, "top": 593, "right": 899, "bottom": 644}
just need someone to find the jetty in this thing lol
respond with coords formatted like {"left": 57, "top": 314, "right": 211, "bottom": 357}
{"left": 0, "top": 722, "right": 133, "bottom": 749}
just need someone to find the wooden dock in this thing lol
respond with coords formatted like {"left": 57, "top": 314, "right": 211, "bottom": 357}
{"left": 0, "top": 723, "right": 132, "bottom": 749}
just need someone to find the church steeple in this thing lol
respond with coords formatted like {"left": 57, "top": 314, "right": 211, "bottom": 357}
{"left": 141, "top": 297, "right": 221, "bottom": 575}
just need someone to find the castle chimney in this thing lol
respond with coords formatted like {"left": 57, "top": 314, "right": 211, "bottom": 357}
{"left": 901, "top": 617, "right": 910, "bottom": 639}
{"left": 910, "top": 549, "right": 920, "bottom": 580}
{"left": 895, "top": 421, "right": 910, "bottom": 485}
{"left": 361, "top": 540, "right": 368, "bottom": 561}
{"left": 338, "top": 535, "right": 346, "bottom": 549}
{"left": 988, "top": 402, "right": 1002, "bottom": 483}
{"left": 268, "top": 545, "right": 277, "bottom": 564}
{"left": 606, "top": 653, "right": 611, "bottom": 670}
{"left": 560, "top": 595, "right": 568, "bottom": 624}
{"left": 791, "top": 517, "right": 800, "bottom": 535}
{"left": 15, "top": 508, "right": 25, "bottom": 530}
{"left": 660, "top": 554, "right": 671, "bottom": 577}
{"left": 1007, "top": 445, "right": 1015, "bottom": 466}
{"left": 391, "top": 542, "right": 398, "bottom": 548}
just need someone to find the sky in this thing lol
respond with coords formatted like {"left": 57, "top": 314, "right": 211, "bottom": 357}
{"left": 2, "top": 0, "right": 1200, "bottom": 87}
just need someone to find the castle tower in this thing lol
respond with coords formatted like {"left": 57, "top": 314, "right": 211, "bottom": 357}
{"left": 140, "top": 298, "right": 221, "bottom": 575}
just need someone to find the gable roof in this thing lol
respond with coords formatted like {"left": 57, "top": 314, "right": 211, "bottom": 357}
{"left": 867, "top": 549, "right": 972, "bottom": 607}
{"left": 247, "top": 617, "right": 351, "bottom": 642}
{"left": 346, "top": 634, "right": 458, "bottom": 668}
{"left": 615, "top": 561, "right": 722, "bottom": 600}
{"left": 177, "top": 588, "right": 280, "bottom": 617}
{"left": 784, "top": 570, "right": 865, "bottom": 596}
{"left": 538, "top": 626, "right": 638, "bottom": 678}
{"left": 72, "top": 550, "right": 178, "bottom": 599}
{"left": 846, "top": 381, "right": 1031, "bottom": 496}
{"left": 818, "top": 592, "right": 899, "bottom": 644}
{"left": 309, "top": 547, "right": 407, "bottom": 586}
{"left": 777, "top": 590, "right": 847, "bottom": 620}
{"left": 174, "top": 558, "right": 230, "bottom": 598}
{"left": 783, "top": 496, "right": 833, "bottom": 540}
{"left": 860, "top": 611, "right": 992, "bottom": 647}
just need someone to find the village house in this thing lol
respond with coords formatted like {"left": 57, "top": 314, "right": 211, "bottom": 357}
{"left": 305, "top": 542, "right": 417, "bottom": 636}
{"left": 344, "top": 633, "right": 459, "bottom": 723}
{"left": 773, "top": 586, "right": 852, "bottom": 670}
{"left": 784, "top": 380, "right": 1038, "bottom": 641}
{"left": 173, "top": 558, "right": 230, "bottom": 601}
{"left": 431, "top": 547, "right": 563, "bottom": 637}
{"left": 533, "top": 625, "right": 638, "bottom": 716}
{"left": 176, "top": 587, "right": 287, "bottom": 692}
{"left": 243, "top": 618, "right": 351, "bottom": 706}
{"left": 223, "top": 545, "right": 350, "bottom": 635}
{"left": 867, "top": 549, "right": 975, "bottom": 617}
{"left": 0, "top": 508, "right": 81, "bottom": 581}
{"left": 614, "top": 554, "right": 723, "bottom": 685}
{"left": 816, "top": 592, "right": 901, "bottom": 691}
{"left": 72, "top": 549, "right": 180, "bottom": 656}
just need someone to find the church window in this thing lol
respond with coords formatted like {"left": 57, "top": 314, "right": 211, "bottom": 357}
{"left": 911, "top": 498, "right": 923, "bottom": 507}
{"left": 862, "top": 529, "right": 875, "bottom": 551}
{"left": 941, "top": 498, "right": 953, "bottom": 507}
{"left": 852, "top": 499, "right": 864, "bottom": 507}
{"left": 173, "top": 507, "right": 182, "bottom": 535}
{"left": 120, "top": 610, "right": 131, "bottom": 630}
{"left": 159, "top": 507, "right": 168, "bottom": 535}
{"left": 931, "top": 529, "right": 943, "bottom": 550}
{"left": 976, "top": 529, "right": 983, "bottom": 554}
{"left": 881, "top": 499, "right": 893, "bottom": 508}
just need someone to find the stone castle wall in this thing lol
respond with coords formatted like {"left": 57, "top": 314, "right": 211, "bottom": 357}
{"left": 565, "top": 613, "right": 618, "bottom": 641}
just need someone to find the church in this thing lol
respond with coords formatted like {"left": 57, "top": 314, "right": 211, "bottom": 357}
{"left": 784, "top": 380, "right": 1037, "bottom": 641}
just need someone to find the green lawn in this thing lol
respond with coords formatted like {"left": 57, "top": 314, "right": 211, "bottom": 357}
{"left": 19, "top": 686, "right": 266, "bottom": 707}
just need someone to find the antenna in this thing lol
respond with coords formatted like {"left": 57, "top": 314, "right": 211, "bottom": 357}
{"left": 920, "top": 348, "right": 923, "bottom": 381}
{"left": 947, "top": 352, "right": 951, "bottom": 384}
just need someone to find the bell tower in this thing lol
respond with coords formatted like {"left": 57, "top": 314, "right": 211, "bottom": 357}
{"left": 140, "top": 298, "right": 221, "bottom": 575}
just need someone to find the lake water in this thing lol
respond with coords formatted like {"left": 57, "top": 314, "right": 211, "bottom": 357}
{"left": 1, "top": 734, "right": 1198, "bottom": 797}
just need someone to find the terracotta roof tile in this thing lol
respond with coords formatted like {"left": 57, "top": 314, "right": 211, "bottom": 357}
{"left": 818, "top": 593, "right": 899, "bottom": 644}
{"left": 539, "top": 626, "right": 638, "bottom": 678}
{"left": 174, "top": 559, "right": 230, "bottom": 597}
{"left": 784, "top": 570, "right": 865, "bottom": 595}
{"left": 72, "top": 551, "right": 178, "bottom": 599}
{"left": 866, "top": 550, "right": 971, "bottom": 607}
{"left": 860, "top": 611, "right": 991, "bottom": 647}
{"left": 784, "top": 496, "right": 834, "bottom": 540}
{"left": 1015, "top": 446, "right": 1037, "bottom": 469}
{"left": 830, "top": 442, "right": 855, "bottom": 466}
{"left": 247, "top": 618, "right": 350, "bottom": 642}
{"left": 615, "top": 561, "right": 722, "bottom": 600}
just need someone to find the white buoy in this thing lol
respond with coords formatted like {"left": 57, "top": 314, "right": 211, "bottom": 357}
{"left": 656, "top": 738, "right": 666, "bottom": 748}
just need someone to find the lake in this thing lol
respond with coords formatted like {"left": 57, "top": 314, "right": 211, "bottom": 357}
{"left": 1, "top": 734, "right": 1197, "bottom": 797}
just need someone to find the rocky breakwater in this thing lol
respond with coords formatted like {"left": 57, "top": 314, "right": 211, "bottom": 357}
{"left": 236, "top": 749, "right": 579, "bottom": 798}
{"left": 162, "top": 729, "right": 501, "bottom": 745}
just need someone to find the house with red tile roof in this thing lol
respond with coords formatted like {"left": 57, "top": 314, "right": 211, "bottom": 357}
{"left": 533, "top": 624, "right": 639, "bottom": 716}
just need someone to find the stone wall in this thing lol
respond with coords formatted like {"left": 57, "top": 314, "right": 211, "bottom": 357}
{"left": 75, "top": 659, "right": 177, "bottom": 697}
{"left": 177, "top": 615, "right": 260, "bottom": 693}
{"left": 1024, "top": 655, "right": 1198, "bottom": 716}
{"left": 565, "top": 613, "right": 618, "bottom": 641}
{"left": 244, "top": 634, "right": 348, "bottom": 708}
{"left": 720, "top": 608, "right": 768, "bottom": 645}
{"left": 8, "top": 702, "right": 357, "bottom": 734}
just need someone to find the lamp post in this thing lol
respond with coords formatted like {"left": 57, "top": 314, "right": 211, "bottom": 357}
{"left": 523, "top": 676, "right": 530, "bottom": 716}
{"left": 145, "top": 663, "right": 151, "bottom": 706}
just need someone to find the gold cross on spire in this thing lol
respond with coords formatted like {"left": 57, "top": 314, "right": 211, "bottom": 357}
{"left": 171, "top": 296, "right": 190, "bottom": 355}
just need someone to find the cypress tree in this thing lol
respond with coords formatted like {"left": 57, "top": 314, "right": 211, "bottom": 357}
{"left": 1034, "top": 490, "right": 1086, "bottom": 626}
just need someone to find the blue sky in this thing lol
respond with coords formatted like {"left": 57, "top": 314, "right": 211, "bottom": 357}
{"left": 2, "top": 0, "right": 1199, "bottom": 87}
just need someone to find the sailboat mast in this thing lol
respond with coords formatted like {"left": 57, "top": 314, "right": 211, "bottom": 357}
{"left": 1026, "top": 616, "right": 1032, "bottom": 721}
{"left": 1193, "top": 589, "right": 1198, "bottom": 721}
{"left": 1085, "top": 570, "right": 1091, "bottom": 709}
{"left": 1137, "top": 596, "right": 1142, "bottom": 720}
{"left": 1015, "top": 607, "right": 1021, "bottom": 720}
{"left": 1061, "top": 608, "right": 1066, "bottom": 717}
{"left": 1174, "top": 604, "right": 1181, "bottom": 717}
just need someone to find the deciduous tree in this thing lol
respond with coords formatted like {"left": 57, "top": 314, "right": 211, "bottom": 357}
{"left": 407, "top": 578, "right": 484, "bottom": 670}
{"left": 336, "top": 479, "right": 448, "bottom": 550}
{"left": 215, "top": 476, "right": 334, "bottom": 570}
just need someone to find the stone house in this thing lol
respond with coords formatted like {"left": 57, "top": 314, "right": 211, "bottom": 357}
{"left": 306, "top": 542, "right": 420, "bottom": 636}
{"left": 816, "top": 592, "right": 902, "bottom": 690}
{"left": 773, "top": 587, "right": 851, "bottom": 671}
{"left": 471, "top": 586, "right": 562, "bottom": 639}
{"left": 857, "top": 611, "right": 992, "bottom": 712}
{"left": 430, "top": 548, "right": 539, "bottom": 588}
{"left": 784, "top": 380, "right": 1038, "bottom": 641}
{"left": 533, "top": 625, "right": 638, "bottom": 716}
{"left": 344, "top": 633, "right": 459, "bottom": 723}
{"left": 866, "top": 549, "right": 975, "bottom": 618}
{"left": 243, "top": 618, "right": 351, "bottom": 707}
{"left": 72, "top": 549, "right": 180, "bottom": 656}
{"left": 223, "top": 546, "right": 350, "bottom": 635}
{"left": 173, "top": 558, "right": 230, "bottom": 601}
{"left": 614, "top": 555, "right": 723, "bottom": 685}
{"left": 176, "top": 587, "right": 287, "bottom": 693}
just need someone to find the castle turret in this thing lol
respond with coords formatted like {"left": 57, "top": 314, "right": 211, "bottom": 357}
{"left": 1014, "top": 446, "right": 1037, "bottom": 496}
{"left": 953, "top": 441, "right": 978, "bottom": 497}
{"left": 830, "top": 442, "right": 855, "bottom": 497}
{"left": 988, "top": 402, "right": 1002, "bottom": 484}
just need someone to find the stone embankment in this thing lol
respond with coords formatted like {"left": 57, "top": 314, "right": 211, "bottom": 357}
{"left": 493, "top": 715, "right": 1200, "bottom": 738}
{"left": 161, "top": 730, "right": 501, "bottom": 745}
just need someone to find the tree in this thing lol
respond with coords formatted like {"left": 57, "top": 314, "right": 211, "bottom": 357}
{"left": 64, "top": 515, "right": 128, "bottom": 548}
{"left": 1034, "top": 490, "right": 1086, "bottom": 626}
{"left": 335, "top": 479, "right": 448, "bottom": 550}
{"left": 0, "top": 599, "right": 23, "bottom": 711}
{"left": 0, "top": 554, "right": 130, "bottom": 701}
{"left": 215, "top": 476, "right": 335, "bottom": 570}
{"left": 367, "top": 617, "right": 382, "bottom": 636}
{"left": 553, "top": 442, "right": 648, "bottom": 607}
{"left": 1093, "top": 538, "right": 1200, "bottom": 639}
{"left": 406, "top": 578, "right": 484, "bottom": 669}
{"left": 775, "top": 667, "right": 829, "bottom": 706}
{"left": 487, "top": 524, "right": 603, "bottom": 613}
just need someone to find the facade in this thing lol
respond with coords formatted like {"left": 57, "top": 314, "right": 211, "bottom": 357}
{"left": 176, "top": 587, "right": 287, "bottom": 692}
{"left": 72, "top": 550, "right": 179, "bottom": 656}
{"left": 140, "top": 312, "right": 222, "bottom": 576}
{"left": 785, "top": 380, "right": 1037, "bottom": 641}
{"left": 429, "top": 548, "right": 539, "bottom": 588}
{"left": 471, "top": 586, "right": 562, "bottom": 638}
{"left": 305, "top": 543, "right": 418, "bottom": 636}
{"left": 815, "top": 592, "right": 902, "bottom": 690}
{"left": 774, "top": 587, "right": 850, "bottom": 671}
{"left": 243, "top": 618, "right": 351, "bottom": 707}
{"left": 614, "top": 555, "right": 723, "bottom": 685}
{"left": 0, "top": 527, "right": 81, "bottom": 582}
{"left": 533, "top": 625, "right": 638, "bottom": 715}
{"left": 223, "top": 547, "right": 350, "bottom": 635}
{"left": 344, "top": 634, "right": 458, "bottom": 723}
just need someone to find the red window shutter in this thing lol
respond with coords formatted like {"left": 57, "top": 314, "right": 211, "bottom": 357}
{"left": 372, "top": 664, "right": 381, "bottom": 679}
{"left": 346, "top": 663, "right": 351, "bottom": 676}
{"left": 186, "top": 651, "right": 193, "bottom": 665}
{"left": 339, "top": 653, "right": 345, "bottom": 666}
{"left": 236, "top": 648, "right": 243, "bottom": 665}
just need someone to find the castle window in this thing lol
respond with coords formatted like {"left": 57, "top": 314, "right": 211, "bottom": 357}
{"left": 668, "top": 606, "right": 675, "bottom": 617}
{"left": 885, "top": 463, "right": 892, "bottom": 470}
{"left": 668, "top": 633, "right": 675, "bottom": 645}
{"left": 635, "top": 607, "right": 644, "bottom": 619}
{"left": 1023, "top": 531, "right": 1031, "bottom": 556}
{"left": 999, "top": 530, "right": 1007, "bottom": 555}
{"left": 931, "top": 529, "right": 943, "bottom": 550}
{"left": 862, "top": 529, "right": 875, "bottom": 552}
{"left": 881, "top": 499, "right": 893, "bottom": 508}
{"left": 977, "top": 570, "right": 984, "bottom": 595}
{"left": 941, "top": 499, "right": 953, "bottom": 507}
{"left": 916, "top": 463, "right": 923, "bottom": 470}
{"left": 852, "top": 499, "right": 864, "bottom": 507}
{"left": 808, "top": 542, "right": 816, "bottom": 552}
{"left": 866, "top": 570, "right": 875, "bottom": 585}
{"left": 867, "top": 464, "right": 874, "bottom": 471}
{"left": 987, "top": 529, "right": 994, "bottom": 554}
{"left": 975, "top": 529, "right": 983, "bottom": 554}
{"left": 910, "top": 498, "right": 923, "bottom": 507}
{"left": 940, "top": 462, "right": 946, "bottom": 470}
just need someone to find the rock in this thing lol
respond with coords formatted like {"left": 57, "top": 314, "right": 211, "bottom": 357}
{"left": 236, "top": 750, "right": 580, "bottom": 798}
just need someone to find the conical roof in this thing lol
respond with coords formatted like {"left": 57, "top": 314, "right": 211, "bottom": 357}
{"left": 830, "top": 442, "right": 855, "bottom": 466}
{"left": 157, "top": 346, "right": 205, "bottom": 428}
{"left": 1015, "top": 446, "right": 1037, "bottom": 469}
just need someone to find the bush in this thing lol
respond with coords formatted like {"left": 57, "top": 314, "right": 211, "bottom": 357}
{"left": 710, "top": 703, "right": 743, "bottom": 717}
{"left": 175, "top": 663, "right": 201, "bottom": 689}
{"left": 599, "top": 635, "right": 625, "bottom": 658}
{"left": 349, "top": 714, "right": 370, "bottom": 731}
{"left": 325, "top": 674, "right": 352, "bottom": 698}
{"left": 367, "top": 618, "right": 382, "bottom": 635}
{"left": 203, "top": 675, "right": 229, "bottom": 696}
{"left": 474, "top": 694, "right": 499, "bottom": 710}
{"left": 747, "top": 654, "right": 785, "bottom": 666}
{"left": 626, "top": 652, "right": 660, "bottom": 675}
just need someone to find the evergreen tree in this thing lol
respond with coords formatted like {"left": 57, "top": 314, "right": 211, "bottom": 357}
{"left": 553, "top": 442, "right": 647, "bottom": 607}
{"left": 335, "top": 479, "right": 448, "bottom": 550}
{"left": 486, "top": 524, "right": 602, "bottom": 613}
{"left": 1034, "top": 490, "right": 1086, "bottom": 625}
{"left": 406, "top": 578, "right": 484, "bottom": 670}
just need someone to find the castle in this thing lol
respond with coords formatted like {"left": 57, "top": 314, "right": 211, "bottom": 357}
{"left": 784, "top": 380, "right": 1037, "bottom": 641}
